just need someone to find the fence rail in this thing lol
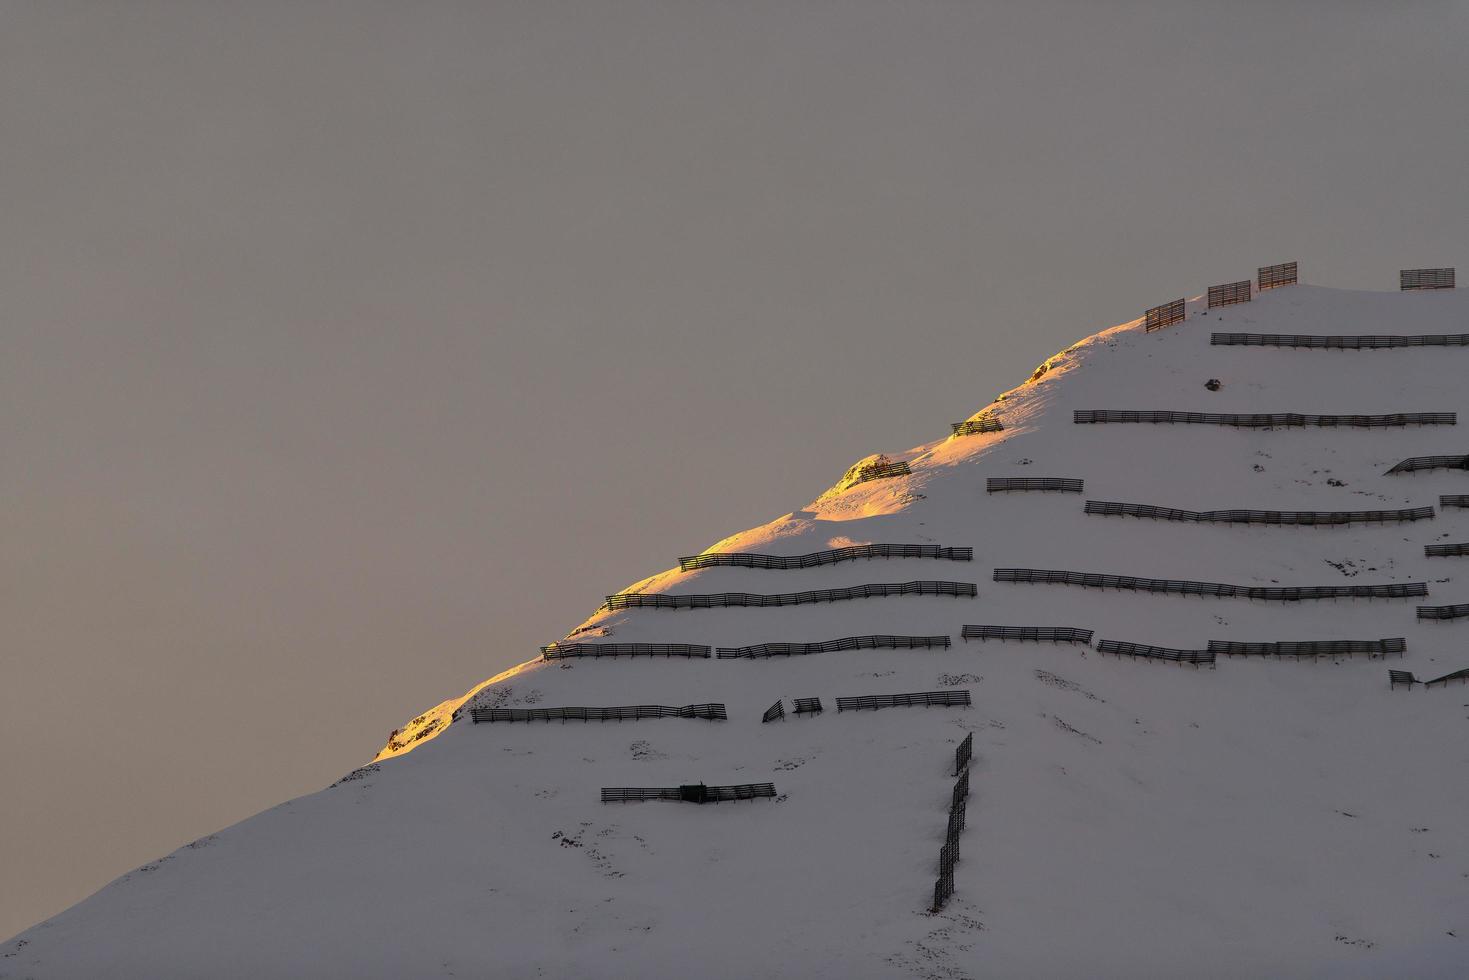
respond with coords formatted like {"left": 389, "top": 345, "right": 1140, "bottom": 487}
{"left": 1387, "top": 455, "right": 1469, "bottom": 475}
{"left": 835, "top": 690, "right": 972, "bottom": 712}
{"left": 962, "top": 625, "right": 1094, "bottom": 644}
{"left": 1144, "top": 298, "right": 1186, "bottom": 332}
{"left": 954, "top": 732, "right": 973, "bottom": 775}
{"left": 540, "top": 642, "right": 711, "bottom": 660}
{"left": 717, "top": 634, "right": 951, "bottom": 659}
{"left": 1258, "top": 261, "right": 1298, "bottom": 290}
{"left": 601, "top": 783, "right": 777, "bottom": 804}
{"left": 1441, "top": 495, "right": 1469, "bottom": 508}
{"left": 1417, "top": 604, "right": 1469, "bottom": 620}
{"left": 1426, "top": 668, "right": 1469, "bottom": 687}
{"left": 1401, "top": 267, "right": 1455, "bottom": 291}
{"left": 951, "top": 417, "right": 1005, "bottom": 436}
{"left": 1208, "top": 279, "right": 1252, "bottom": 308}
{"left": 762, "top": 700, "right": 785, "bottom": 723}
{"left": 986, "top": 477, "right": 1084, "bottom": 493}
{"left": 604, "top": 580, "right": 977, "bottom": 610}
{"left": 1076, "top": 410, "right": 1454, "bottom": 427}
{"left": 1389, "top": 669, "right": 1417, "bottom": 689}
{"left": 471, "top": 703, "right": 727, "bottom": 724}
{"left": 1207, "top": 638, "right": 1405, "bottom": 658}
{"left": 1426, "top": 543, "right": 1469, "bottom": 557}
{"left": 1213, "top": 332, "right": 1469, "bottom": 349}
{"left": 679, "top": 543, "right": 971, "bottom": 571}
{"left": 851, "top": 460, "right": 911, "bottom": 485}
{"left": 793, "top": 697, "right": 824, "bottom": 716}
{"left": 1096, "top": 640, "right": 1216, "bottom": 667}
{"left": 1085, "top": 499, "right": 1434, "bottom": 525}
{"left": 994, "top": 567, "right": 1426, "bottom": 601}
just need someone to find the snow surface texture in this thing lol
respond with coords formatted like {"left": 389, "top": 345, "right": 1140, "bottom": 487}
{"left": 8, "top": 285, "right": 1469, "bottom": 979}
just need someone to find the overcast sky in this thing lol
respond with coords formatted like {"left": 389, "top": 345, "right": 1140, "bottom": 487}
{"left": 4, "top": 0, "right": 1467, "bottom": 938}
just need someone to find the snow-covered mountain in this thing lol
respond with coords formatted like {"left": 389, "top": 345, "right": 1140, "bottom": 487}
{"left": 8, "top": 281, "right": 1469, "bottom": 979}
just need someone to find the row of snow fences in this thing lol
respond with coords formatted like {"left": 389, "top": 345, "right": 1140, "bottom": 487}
{"left": 762, "top": 700, "right": 785, "bottom": 723}
{"left": 1386, "top": 455, "right": 1469, "bottom": 475}
{"left": 1441, "top": 496, "right": 1469, "bottom": 508}
{"left": 1390, "top": 668, "right": 1469, "bottom": 689}
{"left": 1095, "top": 640, "right": 1215, "bottom": 667}
{"left": 986, "top": 477, "right": 1084, "bottom": 493}
{"left": 602, "top": 580, "right": 978, "bottom": 610}
{"left": 600, "top": 783, "right": 777, "bottom": 804}
{"left": 954, "top": 732, "right": 973, "bottom": 776}
{"left": 962, "top": 625, "right": 1094, "bottom": 644}
{"left": 716, "top": 634, "right": 951, "bottom": 659}
{"left": 1075, "top": 410, "right": 1456, "bottom": 427}
{"left": 1085, "top": 500, "right": 1436, "bottom": 525}
{"left": 1257, "top": 261, "right": 1298, "bottom": 291}
{"left": 1208, "top": 638, "right": 1405, "bottom": 659}
{"left": 1213, "top": 332, "right": 1469, "bottom": 349}
{"left": 793, "top": 697, "right": 824, "bottom": 716}
{"left": 1144, "top": 298, "right": 1186, "bottom": 332}
{"left": 834, "top": 690, "right": 972, "bottom": 712}
{"left": 1416, "top": 604, "right": 1469, "bottom": 620}
{"left": 540, "top": 642, "right": 711, "bottom": 659}
{"left": 1401, "top": 267, "right": 1455, "bottom": 291}
{"left": 1426, "top": 543, "right": 1469, "bottom": 557}
{"left": 679, "top": 543, "right": 972, "bottom": 571}
{"left": 931, "top": 759, "right": 971, "bottom": 912}
{"left": 470, "top": 703, "right": 727, "bottom": 724}
{"left": 993, "top": 568, "right": 1429, "bottom": 601}
{"left": 852, "top": 460, "right": 911, "bottom": 485}
{"left": 1207, "top": 280, "right": 1252, "bottom": 309}
{"left": 951, "top": 417, "right": 1005, "bottom": 437}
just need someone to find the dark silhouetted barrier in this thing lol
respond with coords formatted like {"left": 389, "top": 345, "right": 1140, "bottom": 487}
{"left": 1441, "top": 495, "right": 1469, "bottom": 508}
{"left": 1401, "top": 267, "right": 1455, "bottom": 291}
{"left": 1085, "top": 499, "right": 1434, "bottom": 525}
{"left": 716, "top": 634, "right": 950, "bottom": 659}
{"left": 1388, "top": 455, "right": 1469, "bottom": 475}
{"left": 986, "top": 477, "right": 1084, "bottom": 493}
{"left": 1426, "top": 543, "right": 1469, "bottom": 557}
{"left": 962, "top": 625, "right": 1093, "bottom": 644}
{"left": 1393, "top": 667, "right": 1469, "bottom": 688}
{"left": 1208, "top": 280, "right": 1251, "bottom": 308}
{"left": 472, "top": 703, "right": 726, "bottom": 724}
{"left": 852, "top": 460, "right": 911, "bottom": 485}
{"left": 835, "top": 690, "right": 971, "bottom": 712}
{"left": 1144, "top": 298, "right": 1185, "bottom": 332}
{"left": 1096, "top": 640, "right": 1215, "bottom": 667}
{"left": 1208, "top": 638, "right": 1405, "bottom": 659}
{"left": 541, "top": 642, "right": 711, "bottom": 660}
{"left": 1417, "top": 604, "right": 1469, "bottom": 620}
{"left": 951, "top": 417, "right": 1004, "bottom": 436}
{"left": 793, "top": 697, "right": 824, "bottom": 716}
{"left": 762, "top": 700, "right": 784, "bottom": 723}
{"left": 1075, "top": 410, "right": 1454, "bottom": 427}
{"left": 601, "top": 782, "right": 777, "bottom": 804}
{"left": 954, "top": 732, "right": 973, "bottom": 775}
{"left": 1389, "top": 669, "right": 1417, "bottom": 689}
{"left": 1426, "top": 668, "right": 1469, "bottom": 687}
{"left": 679, "top": 544, "right": 971, "bottom": 571}
{"left": 1258, "top": 261, "right": 1298, "bottom": 290}
{"left": 604, "top": 580, "right": 977, "bottom": 610}
{"left": 1213, "top": 332, "right": 1469, "bottom": 349}
{"left": 995, "top": 567, "right": 1426, "bottom": 601}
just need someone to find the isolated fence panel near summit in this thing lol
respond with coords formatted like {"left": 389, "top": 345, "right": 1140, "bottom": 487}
{"left": 993, "top": 567, "right": 1427, "bottom": 601}
{"left": 986, "top": 477, "right": 1084, "bottom": 493}
{"left": 1257, "top": 261, "right": 1298, "bottom": 290}
{"left": 1074, "top": 410, "right": 1455, "bottom": 427}
{"left": 1084, "top": 499, "right": 1435, "bottom": 525}
{"left": 962, "top": 625, "right": 1093, "bottom": 644}
{"left": 679, "top": 543, "right": 972, "bottom": 571}
{"left": 1212, "top": 332, "right": 1469, "bottom": 349}
{"left": 716, "top": 634, "right": 951, "bottom": 659}
{"left": 1144, "top": 298, "right": 1186, "bottom": 332}
{"left": 471, "top": 703, "right": 727, "bottom": 724}
{"left": 851, "top": 460, "right": 911, "bottom": 485}
{"left": 951, "top": 417, "right": 1004, "bottom": 436}
{"left": 603, "top": 580, "right": 977, "bottom": 610}
{"left": 1207, "top": 280, "right": 1252, "bottom": 309}
{"left": 1401, "top": 267, "right": 1455, "bottom": 291}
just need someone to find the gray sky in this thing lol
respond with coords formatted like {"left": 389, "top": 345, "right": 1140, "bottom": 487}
{"left": 3, "top": 0, "right": 1466, "bottom": 938}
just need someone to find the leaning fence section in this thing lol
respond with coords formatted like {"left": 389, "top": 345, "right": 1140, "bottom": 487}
{"left": 994, "top": 567, "right": 1426, "bottom": 601}
{"left": 1085, "top": 499, "right": 1434, "bottom": 525}
{"left": 601, "top": 783, "right": 777, "bottom": 804}
{"left": 1095, "top": 640, "right": 1215, "bottom": 667}
{"left": 1075, "top": 410, "right": 1454, "bottom": 427}
{"left": 717, "top": 634, "right": 951, "bottom": 659}
{"left": 540, "top": 642, "right": 712, "bottom": 660}
{"left": 962, "top": 625, "right": 1093, "bottom": 644}
{"left": 1257, "top": 261, "right": 1298, "bottom": 290}
{"left": 761, "top": 700, "right": 785, "bottom": 723}
{"left": 604, "top": 580, "right": 977, "bottom": 610}
{"left": 1401, "top": 268, "right": 1455, "bottom": 291}
{"left": 472, "top": 703, "right": 727, "bottom": 724}
{"left": 1208, "top": 638, "right": 1405, "bottom": 659}
{"left": 835, "top": 690, "right": 971, "bottom": 712}
{"left": 986, "top": 477, "right": 1084, "bottom": 493}
{"left": 1144, "top": 298, "right": 1186, "bottom": 332}
{"left": 1212, "top": 332, "right": 1469, "bottom": 349}
{"left": 1387, "top": 455, "right": 1469, "bottom": 475}
{"left": 679, "top": 543, "right": 971, "bottom": 571}
{"left": 1208, "top": 280, "right": 1252, "bottom": 308}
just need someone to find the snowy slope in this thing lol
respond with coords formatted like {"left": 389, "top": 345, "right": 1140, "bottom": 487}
{"left": 8, "top": 284, "right": 1469, "bottom": 979}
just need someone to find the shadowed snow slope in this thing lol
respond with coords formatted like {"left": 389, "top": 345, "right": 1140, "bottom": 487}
{"left": 8, "top": 285, "right": 1469, "bottom": 979}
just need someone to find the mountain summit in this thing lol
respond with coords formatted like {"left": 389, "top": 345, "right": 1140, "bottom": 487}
{"left": 9, "top": 282, "right": 1469, "bottom": 979}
